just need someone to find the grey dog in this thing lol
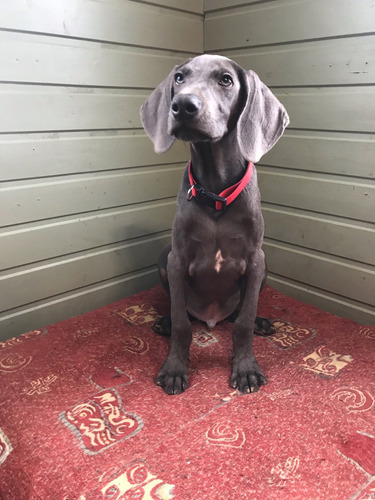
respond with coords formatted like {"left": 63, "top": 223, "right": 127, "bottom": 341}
{"left": 141, "top": 54, "right": 289, "bottom": 395}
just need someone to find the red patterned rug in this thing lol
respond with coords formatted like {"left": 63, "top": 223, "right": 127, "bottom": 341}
{"left": 0, "top": 285, "right": 374, "bottom": 499}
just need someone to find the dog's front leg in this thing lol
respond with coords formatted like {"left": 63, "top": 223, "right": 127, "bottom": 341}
{"left": 155, "top": 251, "right": 191, "bottom": 395}
{"left": 230, "top": 251, "right": 267, "bottom": 393}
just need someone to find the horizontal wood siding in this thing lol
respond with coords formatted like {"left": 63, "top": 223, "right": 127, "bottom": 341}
{"left": 0, "top": 201, "right": 176, "bottom": 270}
{"left": 3, "top": 0, "right": 374, "bottom": 339}
{"left": 224, "top": 36, "right": 375, "bottom": 87}
{"left": 1, "top": 0, "right": 203, "bottom": 52}
{"left": 205, "top": 0, "right": 375, "bottom": 50}
{"left": 0, "top": 32, "right": 197, "bottom": 88}
{"left": 205, "top": 0, "right": 375, "bottom": 324}
{"left": 1, "top": 268, "right": 160, "bottom": 339}
{"left": 1, "top": 233, "right": 172, "bottom": 311}
{"left": 1, "top": 166, "right": 184, "bottom": 227}
{"left": 0, "top": 0, "right": 203, "bottom": 339}
{"left": 0, "top": 131, "right": 189, "bottom": 180}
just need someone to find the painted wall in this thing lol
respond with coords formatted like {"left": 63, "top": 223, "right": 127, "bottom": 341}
{"left": 205, "top": 0, "right": 375, "bottom": 323}
{"left": 0, "top": 0, "right": 203, "bottom": 339}
{"left": 1, "top": 0, "right": 374, "bottom": 341}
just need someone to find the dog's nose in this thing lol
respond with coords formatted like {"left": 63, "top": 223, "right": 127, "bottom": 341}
{"left": 171, "top": 94, "right": 202, "bottom": 120}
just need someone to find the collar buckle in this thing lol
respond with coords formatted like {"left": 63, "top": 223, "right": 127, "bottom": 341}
{"left": 187, "top": 185, "right": 194, "bottom": 201}
{"left": 188, "top": 183, "right": 227, "bottom": 210}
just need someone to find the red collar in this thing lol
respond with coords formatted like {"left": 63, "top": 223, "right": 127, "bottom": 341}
{"left": 187, "top": 161, "right": 254, "bottom": 210}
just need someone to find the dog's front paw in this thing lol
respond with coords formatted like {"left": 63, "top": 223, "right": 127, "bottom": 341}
{"left": 230, "top": 355, "right": 267, "bottom": 393}
{"left": 155, "top": 358, "right": 189, "bottom": 395}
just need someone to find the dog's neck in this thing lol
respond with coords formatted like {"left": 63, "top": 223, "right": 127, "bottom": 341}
{"left": 189, "top": 131, "right": 248, "bottom": 194}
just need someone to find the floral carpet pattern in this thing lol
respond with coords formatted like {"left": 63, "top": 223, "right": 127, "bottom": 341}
{"left": 0, "top": 285, "right": 374, "bottom": 499}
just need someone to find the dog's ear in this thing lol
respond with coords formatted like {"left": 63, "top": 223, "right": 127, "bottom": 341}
{"left": 237, "top": 70, "right": 289, "bottom": 163}
{"left": 140, "top": 67, "right": 177, "bottom": 154}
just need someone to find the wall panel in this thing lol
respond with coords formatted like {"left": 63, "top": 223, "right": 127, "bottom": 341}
{"left": 0, "top": 268, "right": 159, "bottom": 340}
{"left": 263, "top": 241, "right": 375, "bottom": 306}
{"left": 275, "top": 87, "right": 375, "bottom": 133}
{"left": 0, "top": 86, "right": 145, "bottom": 133}
{"left": 220, "top": 36, "right": 375, "bottom": 87}
{"left": 0, "top": 0, "right": 203, "bottom": 52}
{"left": 0, "top": 200, "right": 176, "bottom": 270}
{"left": 0, "top": 232, "right": 172, "bottom": 312}
{"left": 262, "top": 131, "right": 374, "bottom": 179}
{"left": 258, "top": 168, "right": 374, "bottom": 223}
{"left": 0, "top": 131, "right": 189, "bottom": 181}
{"left": 1, "top": 166, "right": 182, "bottom": 227}
{"left": 205, "top": 0, "right": 375, "bottom": 323}
{"left": 2, "top": 0, "right": 374, "bottom": 338}
{"left": 205, "top": 0, "right": 375, "bottom": 51}
{"left": 263, "top": 205, "right": 375, "bottom": 266}
{"left": 0, "top": 0, "right": 203, "bottom": 339}
{"left": 0, "top": 32, "right": 193, "bottom": 88}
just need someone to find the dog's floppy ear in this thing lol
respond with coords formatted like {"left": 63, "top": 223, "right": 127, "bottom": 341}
{"left": 237, "top": 70, "right": 289, "bottom": 163}
{"left": 140, "top": 67, "right": 177, "bottom": 154}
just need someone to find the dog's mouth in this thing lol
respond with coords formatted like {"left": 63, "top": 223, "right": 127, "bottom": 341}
{"left": 169, "top": 122, "right": 221, "bottom": 143}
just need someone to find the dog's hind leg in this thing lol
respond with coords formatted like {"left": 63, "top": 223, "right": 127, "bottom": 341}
{"left": 226, "top": 264, "right": 275, "bottom": 336}
{"left": 254, "top": 261, "right": 275, "bottom": 335}
{"left": 157, "top": 244, "right": 171, "bottom": 294}
{"left": 254, "top": 316, "right": 275, "bottom": 336}
{"left": 152, "top": 245, "right": 172, "bottom": 336}
{"left": 153, "top": 316, "right": 172, "bottom": 337}
{"left": 226, "top": 311, "right": 275, "bottom": 336}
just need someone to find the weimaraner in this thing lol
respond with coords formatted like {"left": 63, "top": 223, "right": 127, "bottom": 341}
{"left": 140, "top": 54, "right": 289, "bottom": 395}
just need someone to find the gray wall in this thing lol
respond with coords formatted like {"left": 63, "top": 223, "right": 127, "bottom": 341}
{"left": 1, "top": 0, "right": 374, "bottom": 341}
{"left": 205, "top": 0, "right": 375, "bottom": 324}
{"left": 0, "top": 0, "right": 203, "bottom": 340}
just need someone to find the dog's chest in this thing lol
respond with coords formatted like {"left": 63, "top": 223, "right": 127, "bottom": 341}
{"left": 186, "top": 213, "right": 251, "bottom": 277}
{"left": 185, "top": 237, "right": 246, "bottom": 327}
{"left": 186, "top": 219, "right": 248, "bottom": 279}
{"left": 188, "top": 246, "right": 246, "bottom": 278}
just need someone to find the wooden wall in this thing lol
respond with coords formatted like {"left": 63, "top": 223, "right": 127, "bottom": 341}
{"left": 205, "top": 0, "right": 375, "bottom": 323}
{"left": 2, "top": 0, "right": 374, "bottom": 340}
{"left": 0, "top": 0, "right": 203, "bottom": 339}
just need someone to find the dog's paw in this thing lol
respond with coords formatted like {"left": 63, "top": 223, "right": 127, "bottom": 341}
{"left": 230, "top": 356, "right": 267, "bottom": 393}
{"left": 254, "top": 316, "right": 275, "bottom": 336}
{"left": 155, "top": 358, "right": 189, "bottom": 395}
{"left": 152, "top": 316, "right": 172, "bottom": 337}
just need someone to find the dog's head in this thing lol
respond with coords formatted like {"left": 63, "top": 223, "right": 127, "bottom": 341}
{"left": 140, "top": 54, "right": 289, "bottom": 163}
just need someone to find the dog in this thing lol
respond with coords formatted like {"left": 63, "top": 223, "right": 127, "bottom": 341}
{"left": 140, "top": 54, "right": 289, "bottom": 395}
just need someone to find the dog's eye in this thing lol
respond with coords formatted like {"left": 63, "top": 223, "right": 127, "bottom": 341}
{"left": 219, "top": 74, "right": 233, "bottom": 87}
{"left": 174, "top": 73, "right": 185, "bottom": 85}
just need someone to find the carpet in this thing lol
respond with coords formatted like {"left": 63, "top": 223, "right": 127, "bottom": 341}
{"left": 0, "top": 285, "right": 374, "bottom": 499}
